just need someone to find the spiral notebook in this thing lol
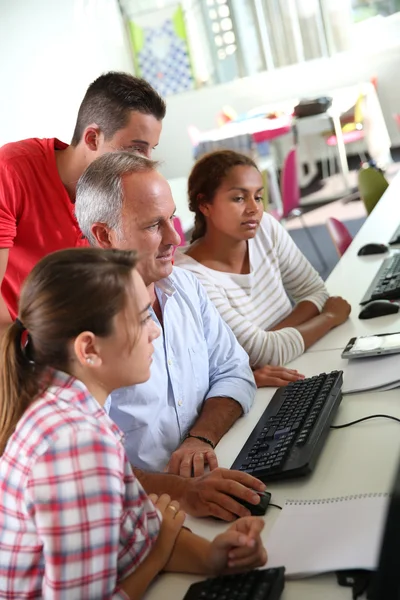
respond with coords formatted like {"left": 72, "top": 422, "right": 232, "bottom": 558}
{"left": 265, "top": 493, "right": 389, "bottom": 578}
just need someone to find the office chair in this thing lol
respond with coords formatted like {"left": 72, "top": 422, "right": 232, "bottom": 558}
{"left": 323, "top": 93, "right": 367, "bottom": 177}
{"left": 274, "top": 148, "right": 328, "bottom": 272}
{"left": 326, "top": 217, "right": 353, "bottom": 257}
{"left": 358, "top": 166, "right": 389, "bottom": 215}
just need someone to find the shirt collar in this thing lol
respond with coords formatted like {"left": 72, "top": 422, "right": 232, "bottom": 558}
{"left": 49, "top": 370, "right": 124, "bottom": 443}
{"left": 155, "top": 270, "right": 177, "bottom": 298}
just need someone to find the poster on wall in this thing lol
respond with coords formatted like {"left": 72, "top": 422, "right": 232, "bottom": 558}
{"left": 129, "top": 4, "right": 194, "bottom": 97}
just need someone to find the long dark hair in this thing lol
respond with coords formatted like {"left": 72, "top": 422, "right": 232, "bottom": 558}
{"left": 0, "top": 247, "right": 138, "bottom": 455}
{"left": 188, "top": 150, "right": 259, "bottom": 242}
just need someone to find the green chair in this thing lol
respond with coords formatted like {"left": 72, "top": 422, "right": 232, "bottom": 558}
{"left": 358, "top": 167, "right": 389, "bottom": 215}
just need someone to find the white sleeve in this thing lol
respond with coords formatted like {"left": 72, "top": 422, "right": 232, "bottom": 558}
{"left": 269, "top": 216, "right": 329, "bottom": 311}
{"left": 193, "top": 273, "right": 305, "bottom": 369}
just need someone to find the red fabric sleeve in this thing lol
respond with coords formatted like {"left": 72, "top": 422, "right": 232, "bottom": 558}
{"left": 0, "top": 161, "right": 22, "bottom": 248}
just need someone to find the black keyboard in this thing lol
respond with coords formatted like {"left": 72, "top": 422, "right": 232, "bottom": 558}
{"left": 360, "top": 254, "right": 400, "bottom": 305}
{"left": 389, "top": 224, "right": 400, "bottom": 245}
{"left": 183, "top": 568, "right": 285, "bottom": 600}
{"left": 231, "top": 371, "right": 343, "bottom": 481}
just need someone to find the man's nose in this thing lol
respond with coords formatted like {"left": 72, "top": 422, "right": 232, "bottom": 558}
{"left": 165, "top": 219, "right": 182, "bottom": 246}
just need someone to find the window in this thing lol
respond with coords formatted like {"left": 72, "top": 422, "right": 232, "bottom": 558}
{"left": 120, "top": 0, "right": 400, "bottom": 92}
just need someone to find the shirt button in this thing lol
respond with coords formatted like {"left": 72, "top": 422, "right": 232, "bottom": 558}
{"left": 178, "top": 400, "right": 183, "bottom": 406}
{"left": 168, "top": 359, "right": 173, "bottom": 366}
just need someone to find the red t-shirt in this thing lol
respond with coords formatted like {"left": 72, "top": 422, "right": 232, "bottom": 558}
{"left": 0, "top": 138, "right": 88, "bottom": 318}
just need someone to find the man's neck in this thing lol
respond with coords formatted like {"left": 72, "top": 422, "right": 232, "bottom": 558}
{"left": 55, "top": 144, "right": 88, "bottom": 202}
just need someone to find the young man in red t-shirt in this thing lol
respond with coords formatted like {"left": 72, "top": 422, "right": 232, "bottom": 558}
{"left": 0, "top": 72, "right": 166, "bottom": 328}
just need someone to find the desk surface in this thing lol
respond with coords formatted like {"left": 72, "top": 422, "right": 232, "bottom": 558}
{"left": 308, "top": 169, "right": 400, "bottom": 353}
{"left": 144, "top": 173, "right": 400, "bottom": 600}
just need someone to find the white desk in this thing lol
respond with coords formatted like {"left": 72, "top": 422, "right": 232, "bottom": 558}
{"left": 144, "top": 173, "right": 400, "bottom": 600}
{"left": 307, "top": 169, "right": 400, "bottom": 353}
{"left": 145, "top": 362, "right": 400, "bottom": 599}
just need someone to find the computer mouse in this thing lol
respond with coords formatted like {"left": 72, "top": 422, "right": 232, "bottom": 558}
{"left": 357, "top": 243, "right": 389, "bottom": 256}
{"left": 358, "top": 300, "right": 400, "bottom": 319}
{"left": 230, "top": 490, "right": 272, "bottom": 517}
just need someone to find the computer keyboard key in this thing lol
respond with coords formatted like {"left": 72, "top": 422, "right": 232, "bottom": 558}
{"left": 231, "top": 371, "right": 343, "bottom": 481}
{"left": 183, "top": 567, "right": 285, "bottom": 600}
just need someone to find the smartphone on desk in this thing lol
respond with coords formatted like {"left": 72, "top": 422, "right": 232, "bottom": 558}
{"left": 341, "top": 332, "right": 400, "bottom": 359}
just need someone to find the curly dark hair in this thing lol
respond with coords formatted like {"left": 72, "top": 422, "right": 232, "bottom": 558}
{"left": 188, "top": 150, "right": 258, "bottom": 242}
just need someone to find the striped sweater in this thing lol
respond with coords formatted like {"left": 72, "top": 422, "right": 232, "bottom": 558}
{"left": 174, "top": 213, "right": 329, "bottom": 368}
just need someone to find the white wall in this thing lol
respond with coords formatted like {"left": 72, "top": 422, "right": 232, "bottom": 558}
{"left": 0, "top": 0, "right": 399, "bottom": 185}
{"left": 0, "top": 0, "right": 133, "bottom": 146}
{"left": 157, "top": 42, "right": 400, "bottom": 179}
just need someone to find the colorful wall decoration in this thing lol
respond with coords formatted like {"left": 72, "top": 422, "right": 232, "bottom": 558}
{"left": 129, "top": 5, "right": 194, "bottom": 97}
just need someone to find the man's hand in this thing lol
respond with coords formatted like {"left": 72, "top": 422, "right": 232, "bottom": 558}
{"left": 179, "top": 468, "right": 267, "bottom": 521}
{"left": 322, "top": 296, "right": 351, "bottom": 327}
{"left": 253, "top": 365, "right": 305, "bottom": 388}
{"left": 166, "top": 436, "right": 218, "bottom": 477}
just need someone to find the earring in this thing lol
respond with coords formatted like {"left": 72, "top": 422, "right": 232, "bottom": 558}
{"left": 86, "top": 357, "right": 94, "bottom": 365}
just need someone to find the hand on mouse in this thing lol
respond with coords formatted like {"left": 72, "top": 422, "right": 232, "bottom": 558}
{"left": 322, "top": 296, "right": 351, "bottom": 327}
{"left": 178, "top": 468, "right": 266, "bottom": 521}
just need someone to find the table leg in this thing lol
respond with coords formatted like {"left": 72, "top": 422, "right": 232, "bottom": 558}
{"left": 330, "top": 112, "right": 351, "bottom": 194}
{"left": 267, "top": 163, "right": 283, "bottom": 214}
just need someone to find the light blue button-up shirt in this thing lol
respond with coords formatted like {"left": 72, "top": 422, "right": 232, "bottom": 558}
{"left": 107, "top": 267, "right": 256, "bottom": 472}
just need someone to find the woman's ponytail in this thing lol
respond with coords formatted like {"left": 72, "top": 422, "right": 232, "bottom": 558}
{"left": 0, "top": 322, "right": 43, "bottom": 455}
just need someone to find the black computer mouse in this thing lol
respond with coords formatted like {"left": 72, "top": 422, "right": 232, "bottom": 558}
{"left": 358, "top": 299, "right": 400, "bottom": 319}
{"left": 357, "top": 243, "right": 389, "bottom": 256}
{"left": 230, "top": 490, "right": 272, "bottom": 517}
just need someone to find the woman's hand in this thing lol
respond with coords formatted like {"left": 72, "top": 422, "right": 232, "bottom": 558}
{"left": 148, "top": 494, "right": 186, "bottom": 571}
{"left": 207, "top": 517, "right": 267, "bottom": 575}
{"left": 253, "top": 365, "right": 305, "bottom": 388}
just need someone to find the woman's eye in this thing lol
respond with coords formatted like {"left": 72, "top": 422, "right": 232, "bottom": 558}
{"left": 141, "top": 313, "right": 152, "bottom": 326}
{"left": 233, "top": 197, "right": 244, "bottom": 202}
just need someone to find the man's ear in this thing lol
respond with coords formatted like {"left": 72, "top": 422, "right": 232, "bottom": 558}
{"left": 83, "top": 125, "right": 102, "bottom": 152}
{"left": 91, "top": 223, "right": 114, "bottom": 249}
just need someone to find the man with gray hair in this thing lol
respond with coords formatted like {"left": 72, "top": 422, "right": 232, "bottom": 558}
{"left": 75, "top": 151, "right": 265, "bottom": 522}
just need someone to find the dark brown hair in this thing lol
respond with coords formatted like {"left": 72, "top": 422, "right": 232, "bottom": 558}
{"left": 0, "top": 247, "right": 139, "bottom": 455}
{"left": 71, "top": 71, "right": 166, "bottom": 146}
{"left": 188, "top": 150, "right": 259, "bottom": 242}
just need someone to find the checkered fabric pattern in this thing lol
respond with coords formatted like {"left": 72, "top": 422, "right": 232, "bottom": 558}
{"left": 137, "top": 18, "right": 193, "bottom": 97}
{"left": 0, "top": 371, "right": 160, "bottom": 599}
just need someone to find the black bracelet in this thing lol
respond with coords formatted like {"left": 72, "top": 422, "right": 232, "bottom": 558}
{"left": 183, "top": 433, "right": 216, "bottom": 449}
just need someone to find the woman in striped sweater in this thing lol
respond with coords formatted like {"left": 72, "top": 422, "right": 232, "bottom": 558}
{"left": 174, "top": 151, "right": 351, "bottom": 387}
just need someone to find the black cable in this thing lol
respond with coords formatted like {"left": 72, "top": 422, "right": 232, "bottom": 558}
{"left": 330, "top": 413, "right": 400, "bottom": 429}
{"left": 269, "top": 503, "right": 282, "bottom": 510}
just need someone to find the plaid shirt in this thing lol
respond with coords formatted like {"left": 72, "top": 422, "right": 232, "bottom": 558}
{"left": 0, "top": 371, "right": 160, "bottom": 599}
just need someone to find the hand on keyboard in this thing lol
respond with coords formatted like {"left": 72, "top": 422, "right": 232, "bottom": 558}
{"left": 179, "top": 467, "right": 267, "bottom": 521}
{"left": 253, "top": 365, "right": 305, "bottom": 388}
{"left": 207, "top": 516, "right": 267, "bottom": 575}
{"left": 322, "top": 296, "right": 351, "bottom": 326}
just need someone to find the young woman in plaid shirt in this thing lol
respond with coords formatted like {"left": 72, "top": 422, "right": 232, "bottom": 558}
{"left": 0, "top": 247, "right": 267, "bottom": 600}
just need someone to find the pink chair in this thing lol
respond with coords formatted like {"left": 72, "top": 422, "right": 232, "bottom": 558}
{"left": 326, "top": 217, "right": 353, "bottom": 257}
{"left": 173, "top": 216, "right": 186, "bottom": 248}
{"left": 272, "top": 148, "right": 328, "bottom": 271}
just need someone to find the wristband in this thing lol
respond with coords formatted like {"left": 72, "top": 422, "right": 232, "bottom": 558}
{"left": 183, "top": 433, "right": 216, "bottom": 449}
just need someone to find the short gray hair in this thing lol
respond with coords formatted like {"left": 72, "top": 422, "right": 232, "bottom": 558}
{"left": 75, "top": 151, "right": 159, "bottom": 245}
